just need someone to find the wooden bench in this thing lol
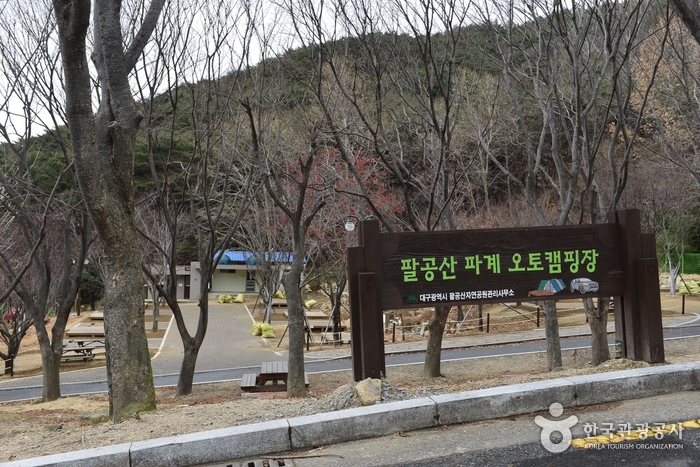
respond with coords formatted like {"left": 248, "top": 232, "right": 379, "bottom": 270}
{"left": 240, "top": 373, "right": 259, "bottom": 390}
{"left": 240, "top": 361, "right": 309, "bottom": 392}
{"left": 61, "top": 353, "right": 95, "bottom": 363}
{"left": 305, "top": 319, "right": 345, "bottom": 332}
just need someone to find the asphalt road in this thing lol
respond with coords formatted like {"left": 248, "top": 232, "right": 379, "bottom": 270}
{"left": 274, "top": 390, "right": 700, "bottom": 467}
{"left": 396, "top": 431, "right": 700, "bottom": 467}
{"left": 1, "top": 324, "right": 699, "bottom": 403}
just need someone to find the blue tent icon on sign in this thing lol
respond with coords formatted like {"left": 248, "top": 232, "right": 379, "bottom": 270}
{"left": 529, "top": 279, "right": 566, "bottom": 297}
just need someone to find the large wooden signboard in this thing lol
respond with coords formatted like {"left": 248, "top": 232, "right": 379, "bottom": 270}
{"left": 347, "top": 210, "right": 664, "bottom": 382}
{"left": 380, "top": 224, "right": 622, "bottom": 310}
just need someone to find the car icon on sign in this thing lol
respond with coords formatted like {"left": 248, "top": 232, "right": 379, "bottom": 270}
{"left": 570, "top": 278, "right": 599, "bottom": 294}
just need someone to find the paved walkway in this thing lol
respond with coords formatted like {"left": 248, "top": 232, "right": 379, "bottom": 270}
{"left": 151, "top": 303, "right": 280, "bottom": 374}
{"left": 0, "top": 303, "right": 279, "bottom": 390}
{"left": 0, "top": 295, "right": 698, "bottom": 391}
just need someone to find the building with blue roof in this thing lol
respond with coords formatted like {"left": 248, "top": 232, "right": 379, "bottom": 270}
{"left": 159, "top": 250, "right": 294, "bottom": 301}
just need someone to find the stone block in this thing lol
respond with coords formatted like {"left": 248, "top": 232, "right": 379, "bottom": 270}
{"left": 130, "top": 420, "right": 290, "bottom": 467}
{"left": 566, "top": 363, "right": 698, "bottom": 407}
{"left": 431, "top": 378, "right": 576, "bottom": 426}
{"left": 1, "top": 443, "right": 131, "bottom": 467}
{"left": 289, "top": 397, "right": 437, "bottom": 449}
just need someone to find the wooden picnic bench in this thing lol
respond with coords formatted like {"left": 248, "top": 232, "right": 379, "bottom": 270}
{"left": 61, "top": 340, "right": 105, "bottom": 363}
{"left": 305, "top": 319, "right": 346, "bottom": 331}
{"left": 89, "top": 311, "right": 104, "bottom": 320}
{"left": 66, "top": 322, "right": 106, "bottom": 338}
{"left": 240, "top": 360, "right": 309, "bottom": 392}
{"left": 283, "top": 310, "right": 328, "bottom": 320}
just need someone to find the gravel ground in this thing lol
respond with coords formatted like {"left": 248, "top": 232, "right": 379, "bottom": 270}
{"left": 1, "top": 337, "right": 699, "bottom": 463}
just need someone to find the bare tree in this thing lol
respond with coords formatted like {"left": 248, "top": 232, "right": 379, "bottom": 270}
{"left": 51, "top": 0, "right": 165, "bottom": 419}
{"left": 136, "top": 0, "right": 260, "bottom": 396}
{"left": 265, "top": 155, "right": 325, "bottom": 397}
{"left": 242, "top": 98, "right": 327, "bottom": 397}
{"left": 475, "top": 0, "right": 659, "bottom": 368}
{"left": 621, "top": 159, "right": 700, "bottom": 295}
{"left": 0, "top": 0, "right": 91, "bottom": 399}
{"left": 237, "top": 197, "right": 291, "bottom": 324}
{"left": 136, "top": 199, "right": 173, "bottom": 332}
{"left": 277, "top": 0, "right": 479, "bottom": 377}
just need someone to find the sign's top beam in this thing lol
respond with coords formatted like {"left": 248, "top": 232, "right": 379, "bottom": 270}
{"left": 378, "top": 223, "right": 623, "bottom": 310}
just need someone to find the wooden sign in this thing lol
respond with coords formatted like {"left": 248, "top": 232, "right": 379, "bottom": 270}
{"left": 380, "top": 223, "right": 622, "bottom": 310}
{"left": 347, "top": 211, "right": 663, "bottom": 381}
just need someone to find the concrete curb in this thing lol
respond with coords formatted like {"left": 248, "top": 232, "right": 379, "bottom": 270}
{"left": 289, "top": 397, "right": 438, "bottom": 449}
{"left": 5, "top": 362, "right": 700, "bottom": 467}
{"left": 130, "top": 420, "right": 290, "bottom": 467}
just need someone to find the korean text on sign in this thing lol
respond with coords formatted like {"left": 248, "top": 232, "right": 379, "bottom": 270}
{"left": 400, "top": 249, "right": 599, "bottom": 283}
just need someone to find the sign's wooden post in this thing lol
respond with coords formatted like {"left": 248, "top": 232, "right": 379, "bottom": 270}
{"left": 639, "top": 233, "right": 665, "bottom": 363}
{"left": 347, "top": 246, "right": 365, "bottom": 381}
{"left": 347, "top": 220, "right": 386, "bottom": 381}
{"left": 608, "top": 209, "right": 644, "bottom": 360}
{"left": 608, "top": 209, "right": 664, "bottom": 363}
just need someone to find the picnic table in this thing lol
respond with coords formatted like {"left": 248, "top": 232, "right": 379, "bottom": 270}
{"left": 305, "top": 319, "right": 345, "bottom": 331}
{"left": 240, "top": 360, "right": 309, "bottom": 392}
{"left": 66, "top": 322, "right": 105, "bottom": 338}
{"left": 283, "top": 310, "right": 328, "bottom": 320}
{"left": 61, "top": 339, "right": 105, "bottom": 362}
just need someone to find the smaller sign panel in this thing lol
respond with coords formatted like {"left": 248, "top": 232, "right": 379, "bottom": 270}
{"left": 380, "top": 224, "right": 622, "bottom": 310}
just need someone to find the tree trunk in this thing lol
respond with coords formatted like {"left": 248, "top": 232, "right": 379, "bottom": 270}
{"left": 332, "top": 302, "right": 341, "bottom": 345}
{"left": 40, "top": 348, "right": 62, "bottom": 401}
{"left": 284, "top": 270, "right": 307, "bottom": 396}
{"left": 669, "top": 258, "right": 680, "bottom": 296}
{"left": 3, "top": 358, "right": 13, "bottom": 376}
{"left": 543, "top": 300, "right": 562, "bottom": 371}
{"left": 103, "top": 249, "right": 156, "bottom": 419}
{"left": 671, "top": 0, "right": 700, "bottom": 48}
{"left": 174, "top": 280, "right": 209, "bottom": 396}
{"left": 585, "top": 297, "right": 610, "bottom": 366}
{"left": 152, "top": 294, "right": 160, "bottom": 333}
{"left": 52, "top": 0, "right": 163, "bottom": 421}
{"left": 423, "top": 306, "right": 450, "bottom": 378}
{"left": 177, "top": 340, "right": 200, "bottom": 395}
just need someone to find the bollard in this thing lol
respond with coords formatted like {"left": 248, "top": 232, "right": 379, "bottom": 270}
{"left": 682, "top": 294, "right": 686, "bottom": 315}
{"left": 479, "top": 304, "right": 484, "bottom": 332}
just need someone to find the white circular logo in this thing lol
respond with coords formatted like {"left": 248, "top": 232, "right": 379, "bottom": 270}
{"left": 534, "top": 403, "right": 579, "bottom": 453}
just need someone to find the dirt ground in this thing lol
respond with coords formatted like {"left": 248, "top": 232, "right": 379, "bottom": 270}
{"left": 2, "top": 344, "right": 700, "bottom": 463}
{"left": 1, "top": 293, "right": 699, "bottom": 463}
